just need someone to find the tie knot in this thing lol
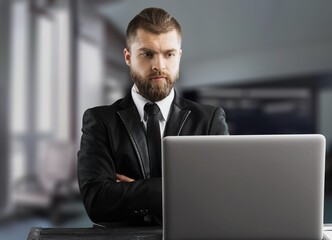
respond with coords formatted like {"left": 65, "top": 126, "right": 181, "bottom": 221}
{"left": 144, "top": 103, "right": 160, "bottom": 116}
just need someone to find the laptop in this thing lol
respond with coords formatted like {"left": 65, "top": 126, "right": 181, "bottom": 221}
{"left": 162, "top": 134, "right": 326, "bottom": 240}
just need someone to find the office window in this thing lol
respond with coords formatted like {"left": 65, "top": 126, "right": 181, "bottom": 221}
{"left": 36, "top": 15, "right": 54, "bottom": 133}
{"left": 9, "top": 2, "right": 73, "bottom": 188}
{"left": 54, "top": 8, "right": 71, "bottom": 140}
{"left": 10, "top": 1, "right": 28, "bottom": 135}
{"left": 9, "top": 1, "right": 29, "bottom": 183}
{"left": 77, "top": 39, "right": 103, "bottom": 142}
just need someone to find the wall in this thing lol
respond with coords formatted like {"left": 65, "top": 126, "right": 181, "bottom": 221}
{"left": 319, "top": 87, "right": 332, "bottom": 149}
{"left": 0, "top": 0, "right": 10, "bottom": 214}
{"left": 180, "top": 42, "right": 332, "bottom": 88}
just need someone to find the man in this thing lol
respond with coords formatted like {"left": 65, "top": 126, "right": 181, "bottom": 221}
{"left": 78, "top": 7, "right": 228, "bottom": 226}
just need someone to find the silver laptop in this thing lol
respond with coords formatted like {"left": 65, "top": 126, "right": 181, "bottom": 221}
{"left": 162, "top": 134, "right": 326, "bottom": 240}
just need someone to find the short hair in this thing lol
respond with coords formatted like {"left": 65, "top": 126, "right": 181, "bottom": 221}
{"left": 126, "top": 7, "right": 182, "bottom": 49}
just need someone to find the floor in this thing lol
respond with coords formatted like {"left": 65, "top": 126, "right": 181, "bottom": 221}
{"left": 1, "top": 197, "right": 332, "bottom": 240}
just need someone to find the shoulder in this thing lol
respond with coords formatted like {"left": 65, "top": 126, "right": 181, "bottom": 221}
{"left": 84, "top": 102, "right": 117, "bottom": 116}
{"left": 82, "top": 97, "right": 129, "bottom": 123}
{"left": 176, "top": 96, "right": 225, "bottom": 115}
{"left": 83, "top": 94, "right": 133, "bottom": 117}
{"left": 174, "top": 96, "right": 229, "bottom": 135}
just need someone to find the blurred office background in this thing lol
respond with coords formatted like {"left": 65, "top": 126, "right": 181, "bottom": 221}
{"left": 1, "top": 0, "right": 332, "bottom": 239}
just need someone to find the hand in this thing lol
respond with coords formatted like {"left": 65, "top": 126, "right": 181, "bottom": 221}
{"left": 116, "top": 173, "right": 135, "bottom": 183}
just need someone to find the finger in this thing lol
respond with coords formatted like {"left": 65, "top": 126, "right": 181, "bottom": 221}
{"left": 117, "top": 174, "right": 134, "bottom": 182}
{"left": 116, "top": 173, "right": 135, "bottom": 182}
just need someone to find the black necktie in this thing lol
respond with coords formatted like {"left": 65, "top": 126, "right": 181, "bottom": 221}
{"left": 144, "top": 103, "right": 161, "bottom": 177}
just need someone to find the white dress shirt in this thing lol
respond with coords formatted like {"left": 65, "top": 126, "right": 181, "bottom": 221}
{"left": 131, "top": 84, "right": 175, "bottom": 138}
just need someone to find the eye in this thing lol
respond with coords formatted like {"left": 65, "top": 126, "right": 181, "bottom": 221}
{"left": 166, "top": 52, "right": 176, "bottom": 58}
{"left": 142, "top": 52, "right": 153, "bottom": 58}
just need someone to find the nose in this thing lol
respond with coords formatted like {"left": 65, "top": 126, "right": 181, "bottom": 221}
{"left": 152, "top": 55, "right": 165, "bottom": 72}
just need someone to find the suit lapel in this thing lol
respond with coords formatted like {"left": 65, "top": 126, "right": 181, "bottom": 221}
{"left": 165, "top": 94, "right": 191, "bottom": 136}
{"left": 117, "top": 95, "right": 150, "bottom": 179}
{"left": 117, "top": 93, "right": 191, "bottom": 178}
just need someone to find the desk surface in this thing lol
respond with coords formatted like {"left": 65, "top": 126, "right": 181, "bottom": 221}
{"left": 27, "top": 226, "right": 332, "bottom": 240}
{"left": 27, "top": 226, "right": 162, "bottom": 240}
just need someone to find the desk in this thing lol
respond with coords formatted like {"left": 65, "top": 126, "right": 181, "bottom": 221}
{"left": 27, "top": 226, "right": 332, "bottom": 240}
{"left": 27, "top": 226, "right": 162, "bottom": 240}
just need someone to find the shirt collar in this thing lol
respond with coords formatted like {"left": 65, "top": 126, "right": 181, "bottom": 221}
{"left": 131, "top": 84, "right": 175, "bottom": 122}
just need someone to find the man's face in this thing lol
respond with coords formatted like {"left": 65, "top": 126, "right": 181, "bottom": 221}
{"left": 124, "top": 29, "right": 182, "bottom": 102}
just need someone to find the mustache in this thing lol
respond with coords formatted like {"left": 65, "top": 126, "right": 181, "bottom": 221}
{"left": 148, "top": 71, "right": 168, "bottom": 78}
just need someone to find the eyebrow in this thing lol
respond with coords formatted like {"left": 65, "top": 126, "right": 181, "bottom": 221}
{"left": 138, "top": 47, "right": 178, "bottom": 54}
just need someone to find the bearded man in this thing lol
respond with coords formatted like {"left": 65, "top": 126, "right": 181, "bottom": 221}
{"left": 77, "top": 7, "right": 228, "bottom": 226}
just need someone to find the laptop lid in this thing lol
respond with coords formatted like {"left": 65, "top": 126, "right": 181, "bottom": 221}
{"left": 162, "top": 134, "right": 325, "bottom": 240}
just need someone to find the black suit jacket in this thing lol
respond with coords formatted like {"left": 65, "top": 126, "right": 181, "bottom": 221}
{"left": 77, "top": 92, "right": 228, "bottom": 225}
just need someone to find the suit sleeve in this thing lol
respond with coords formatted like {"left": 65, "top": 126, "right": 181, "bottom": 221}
{"left": 208, "top": 107, "right": 229, "bottom": 135}
{"left": 77, "top": 108, "right": 162, "bottom": 223}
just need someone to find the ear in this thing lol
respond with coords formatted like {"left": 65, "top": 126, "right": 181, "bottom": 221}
{"left": 123, "top": 48, "right": 131, "bottom": 66}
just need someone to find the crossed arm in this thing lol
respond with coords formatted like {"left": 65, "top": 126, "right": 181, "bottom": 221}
{"left": 78, "top": 105, "right": 228, "bottom": 223}
{"left": 77, "top": 108, "right": 162, "bottom": 223}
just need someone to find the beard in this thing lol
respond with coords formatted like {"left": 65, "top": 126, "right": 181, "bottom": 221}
{"left": 130, "top": 68, "right": 179, "bottom": 102}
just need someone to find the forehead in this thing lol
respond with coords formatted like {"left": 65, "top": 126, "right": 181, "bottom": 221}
{"left": 130, "top": 29, "right": 181, "bottom": 52}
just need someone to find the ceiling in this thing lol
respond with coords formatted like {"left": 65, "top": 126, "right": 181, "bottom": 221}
{"left": 97, "top": 0, "right": 332, "bottom": 62}
{"left": 96, "top": 0, "right": 332, "bottom": 87}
